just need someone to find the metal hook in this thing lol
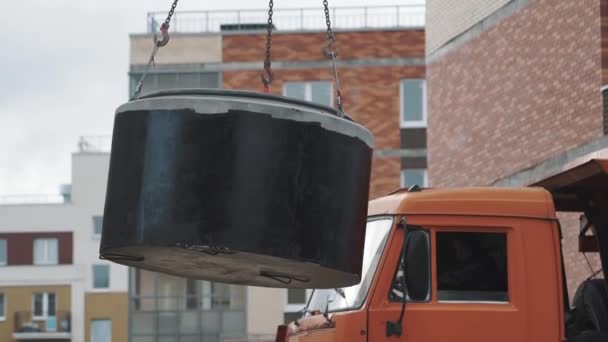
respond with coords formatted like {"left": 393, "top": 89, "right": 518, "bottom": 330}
{"left": 323, "top": 39, "right": 339, "bottom": 59}
{"left": 153, "top": 23, "right": 170, "bottom": 47}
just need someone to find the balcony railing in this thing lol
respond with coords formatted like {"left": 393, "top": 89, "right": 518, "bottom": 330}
{"left": 0, "top": 194, "right": 66, "bottom": 205}
{"left": 146, "top": 5, "right": 425, "bottom": 33}
{"left": 13, "top": 311, "right": 71, "bottom": 335}
{"left": 77, "top": 135, "right": 111, "bottom": 153}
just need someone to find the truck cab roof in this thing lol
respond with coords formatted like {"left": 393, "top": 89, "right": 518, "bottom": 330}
{"left": 368, "top": 187, "right": 557, "bottom": 220}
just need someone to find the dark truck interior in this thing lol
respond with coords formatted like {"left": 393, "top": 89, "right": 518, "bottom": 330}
{"left": 533, "top": 159, "right": 608, "bottom": 341}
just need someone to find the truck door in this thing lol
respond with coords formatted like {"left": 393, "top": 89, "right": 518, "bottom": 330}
{"left": 367, "top": 218, "right": 527, "bottom": 341}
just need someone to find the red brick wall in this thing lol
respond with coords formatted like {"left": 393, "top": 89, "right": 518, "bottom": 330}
{"left": 222, "top": 30, "right": 424, "bottom": 62}
{"left": 601, "top": 0, "right": 608, "bottom": 85}
{"left": 222, "top": 31, "right": 425, "bottom": 199}
{"left": 428, "top": 0, "right": 603, "bottom": 188}
{"left": 427, "top": 0, "right": 603, "bottom": 300}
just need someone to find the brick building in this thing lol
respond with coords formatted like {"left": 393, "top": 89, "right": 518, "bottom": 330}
{"left": 426, "top": 0, "right": 608, "bottom": 297}
{"left": 128, "top": 5, "right": 426, "bottom": 339}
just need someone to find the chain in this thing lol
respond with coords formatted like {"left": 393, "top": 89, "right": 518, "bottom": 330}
{"left": 164, "top": 0, "right": 178, "bottom": 26}
{"left": 322, "top": 0, "right": 344, "bottom": 117}
{"left": 260, "top": 0, "right": 274, "bottom": 92}
{"left": 132, "top": 0, "right": 180, "bottom": 100}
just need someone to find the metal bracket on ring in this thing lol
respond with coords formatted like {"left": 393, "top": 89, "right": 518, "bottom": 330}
{"left": 260, "top": 63, "right": 273, "bottom": 92}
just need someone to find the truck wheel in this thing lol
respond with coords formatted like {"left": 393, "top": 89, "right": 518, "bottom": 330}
{"left": 573, "top": 279, "right": 608, "bottom": 333}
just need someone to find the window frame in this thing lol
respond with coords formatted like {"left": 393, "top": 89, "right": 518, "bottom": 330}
{"left": 92, "top": 264, "right": 111, "bottom": 290}
{"left": 0, "top": 293, "right": 5, "bottom": 321}
{"left": 434, "top": 230, "right": 510, "bottom": 304}
{"left": 388, "top": 226, "right": 432, "bottom": 303}
{"left": 399, "top": 79, "right": 427, "bottom": 128}
{"left": 282, "top": 81, "right": 334, "bottom": 107}
{"left": 32, "top": 292, "right": 56, "bottom": 320}
{"left": 400, "top": 169, "right": 428, "bottom": 188}
{"left": 0, "top": 239, "right": 6, "bottom": 266}
{"left": 33, "top": 238, "right": 59, "bottom": 265}
{"left": 91, "top": 319, "right": 112, "bottom": 342}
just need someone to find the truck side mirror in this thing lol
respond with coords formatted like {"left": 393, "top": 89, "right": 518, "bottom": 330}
{"left": 405, "top": 230, "right": 430, "bottom": 301}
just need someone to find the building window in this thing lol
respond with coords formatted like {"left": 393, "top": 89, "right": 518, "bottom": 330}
{"left": 0, "top": 239, "right": 6, "bottom": 266}
{"left": 284, "top": 81, "right": 333, "bottom": 107}
{"left": 33, "top": 238, "right": 59, "bottom": 265}
{"left": 91, "top": 319, "right": 112, "bottom": 342}
{"left": 0, "top": 293, "right": 5, "bottom": 320}
{"left": 436, "top": 232, "right": 508, "bottom": 302}
{"left": 285, "top": 289, "right": 311, "bottom": 313}
{"left": 33, "top": 292, "right": 56, "bottom": 319}
{"left": 93, "top": 265, "right": 110, "bottom": 289}
{"left": 93, "top": 216, "right": 103, "bottom": 239}
{"left": 400, "top": 79, "right": 426, "bottom": 128}
{"left": 401, "top": 169, "right": 428, "bottom": 188}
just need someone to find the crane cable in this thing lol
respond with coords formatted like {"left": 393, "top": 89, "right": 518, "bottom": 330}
{"left": 132, "top": 0, "right": 180, "bottom": 100}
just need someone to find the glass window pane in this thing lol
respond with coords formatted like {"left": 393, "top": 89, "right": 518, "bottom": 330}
{"left": 93, "top": 216, "right": 103, "bottom": 237}
{"left": 228, "top": 285, "right": 245, "bottom": 310}
{"left": 178, "top": 73, "right": 200, "bottom": 88}
{"left": 158, "top": 312, "right": 178, "bottom": 335}
{"left": 91, "top": 320, "right": 112, "bottom": 342}
{"left": 93, "top": 265, "right": 110, "bottom": 289}
{"left": 211, "top": 283, "right": 230, "bottom": 309}
{"left": 48, "top": 239, "right": 58, "bottom": 264}
{"left": 48, "top": 293, "right": 56, "bottom": 316}
{"left": 186, "top": 279, "right": 198, "bottom": 310}
{"left": 132, "top": 312, "right": 156, "bottom": 335}
{"left": 402, "top": 169, "right": 426, "bottom": 187}
{"left": 158, "top": 73, "right": 177, "bottom": 90}
{"left": 0, "top": 293, "right": 5, "bottom": 317}
{"left": 0, "top": 240, "right": 6, "bottom": 265}
{"left": 437, "top": 232, "right": 508, "bottom": 302}
{"left": 310, "top": 82, "right": 332, "bottom": 106}
{"left": 287, "top": 289, "right": 307, "bottom": 304}
{"left": 33, "top": 294, "right": 43, "bottom": 316}
{"left": 221, "top": 311, "right": 245, "bottom": 335}
{"left": 33, "top": 239, "right": 44, "bottom": 264}
{"left": 402, "top": 79, "right": 424, "bottom": 123}
{"left": 34, "top": 239, "right": 58, "bottom": 265}
{"left": 200, "top": 72, "right": 220, "bottom": 88}
{"left": 284, "top": 83, "right": 306, "bottom": 101}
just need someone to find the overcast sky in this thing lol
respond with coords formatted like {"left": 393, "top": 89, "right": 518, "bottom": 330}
{"left": 0, "top": 0, "right": 423, "bottom": 196}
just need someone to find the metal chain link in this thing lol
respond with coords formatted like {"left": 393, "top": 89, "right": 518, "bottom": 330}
{"left": 164, "top": 0, "right": 178, "bottom": 26}
{"left": 260, "top": 0, "right": 274, "bottom": 92}
{"left": 132, "top": 0, "right": 180, "bottom": 100}
{"left": 322, "top": 0, "right": 345, "bottom": 117}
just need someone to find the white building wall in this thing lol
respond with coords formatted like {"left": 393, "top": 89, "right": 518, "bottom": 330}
{"left": 0, "top": 151, "right": 128, "bottom": 342}
{"left": 426, "top": 0, "right": 512, "bottom": 55}
{"left": 71, "top": 152, "right": 128, "bottom": 294}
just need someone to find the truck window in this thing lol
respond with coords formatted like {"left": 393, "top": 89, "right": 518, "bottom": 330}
{"left": 436, "top": 232, "right": 508, "bottom": 302}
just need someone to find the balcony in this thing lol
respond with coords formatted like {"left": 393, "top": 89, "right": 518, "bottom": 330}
{"left": 13, "top": 311, "right": 71, "bottom": 340}
{"left": 146, "top": 4, "right": 425, "bottom": 33}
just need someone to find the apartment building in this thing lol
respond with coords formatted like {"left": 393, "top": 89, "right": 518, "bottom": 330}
{"left": 0, "top": 144, "right": 128, "bottom": 342}
{"left": 425, "top": 0, "right": 607, "bottom": 297}
{"left": 128, "top": 5, "right": 426, "bottom": 331}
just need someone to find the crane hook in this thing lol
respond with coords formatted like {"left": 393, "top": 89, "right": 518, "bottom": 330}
{"left": 153, "top": 23, "right": 170, "bottom": 47}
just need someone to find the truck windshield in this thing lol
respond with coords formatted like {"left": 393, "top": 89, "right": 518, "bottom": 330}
{"left": 308, "top": 217, "right": 393, "bottom": 313}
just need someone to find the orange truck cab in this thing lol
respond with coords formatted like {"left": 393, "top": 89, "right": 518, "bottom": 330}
{"left": 279, "top": 159, "right": 608, "bottom": 342}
